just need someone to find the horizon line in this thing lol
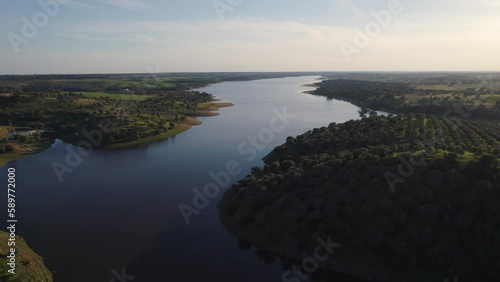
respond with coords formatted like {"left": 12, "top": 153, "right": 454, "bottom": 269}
{"left": 1, "top": 70, "right": 500, "bottom": 76}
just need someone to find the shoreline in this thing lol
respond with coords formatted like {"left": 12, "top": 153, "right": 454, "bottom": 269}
{"left": 301, "top": 81, "right": 321, "bottom": 94}
{"left": 218, "top": 216, "right": 413, "bottom": 282}
{"left": 0, "top": 75, "right": 311, "bottom": 167}
{"left": 0, "top": 230, "right": 53, "bottom": 281}
{"left": 0, "top": 101, "right": 234, "bottom": 167}
{"left": 106, "top": 101, "right": 234, "bottom": 148}
{"left": 194, "top": 101, "right": 234, "bottom": 116}
{"left": 0, "top": 139, "right": 54, "bottom": 168}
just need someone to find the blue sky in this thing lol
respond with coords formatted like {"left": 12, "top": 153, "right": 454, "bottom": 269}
{"left": 1, "top": 0, "right": 499, "bottom": 74}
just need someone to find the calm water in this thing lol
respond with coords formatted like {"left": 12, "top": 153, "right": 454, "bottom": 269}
{"left": 1, "top": 76, "right": 368, "bottom": 282}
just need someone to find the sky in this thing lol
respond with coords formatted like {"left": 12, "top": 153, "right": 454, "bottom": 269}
{"left": 0, "top": 0, "right": 499, "bottom": 74}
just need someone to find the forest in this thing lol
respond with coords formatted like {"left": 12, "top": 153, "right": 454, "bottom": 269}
{"left": 219, "top": 113, "right": 500, "bottom": 281}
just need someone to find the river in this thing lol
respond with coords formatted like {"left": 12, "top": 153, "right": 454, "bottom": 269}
{"left": 1, "top": 76, "right": 369, "bottom": 282}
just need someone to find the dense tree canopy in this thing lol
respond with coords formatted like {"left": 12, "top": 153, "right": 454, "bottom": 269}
{"left": 219, "top": 114, "right": 500, "bottom": 281}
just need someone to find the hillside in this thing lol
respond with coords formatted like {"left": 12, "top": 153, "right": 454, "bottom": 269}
{"left": 218, "top": 114, "right": 500, "bottom": 281}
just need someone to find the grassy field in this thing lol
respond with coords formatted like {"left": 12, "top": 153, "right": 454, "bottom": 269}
{"left": 482, "top": 94, "right": 500, "bottom": 107}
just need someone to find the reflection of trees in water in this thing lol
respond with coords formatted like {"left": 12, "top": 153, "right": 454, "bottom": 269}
{"left": 237, "top": 239, "right": 276, "bottom": 265}
{"left": 236, "top": 240, "right": 366, "bottom": 282}
{"left": 237, "top": 239, "right": 252, "bottom": 251}
{"left": 255, "top": 248, "right": 276, "bottom": 266}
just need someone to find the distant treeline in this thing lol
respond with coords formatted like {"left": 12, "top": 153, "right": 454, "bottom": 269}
{"left": 312, "top": 78, "right": 500, "bottom": 120}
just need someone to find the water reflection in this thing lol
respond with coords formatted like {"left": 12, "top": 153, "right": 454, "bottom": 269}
{"left": 235, "top": 239, "right": 367, "bottom": 282}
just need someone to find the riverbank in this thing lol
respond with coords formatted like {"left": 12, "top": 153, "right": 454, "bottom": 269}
{"left": 0, "top": 139, "right": 53, "bottom": 168}
{"left": 0, "top": 101, "right": 234, "bottom": 167}
{"left": 4, "top": 76, "right": 364, "bottom": 282}
{"left": 104, "top": 101, "right": 233, "bottom": 149}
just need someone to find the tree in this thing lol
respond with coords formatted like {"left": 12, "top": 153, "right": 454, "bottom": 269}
{"left": 369, "top": 110, "right": 378, "bottom": 118}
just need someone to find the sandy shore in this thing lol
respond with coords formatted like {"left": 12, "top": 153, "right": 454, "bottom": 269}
{"left": 302, "top": 83, "right": 320, "bottom": 94}
{"left": 195, "top": 102, "right": 234, "bottom": 116}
